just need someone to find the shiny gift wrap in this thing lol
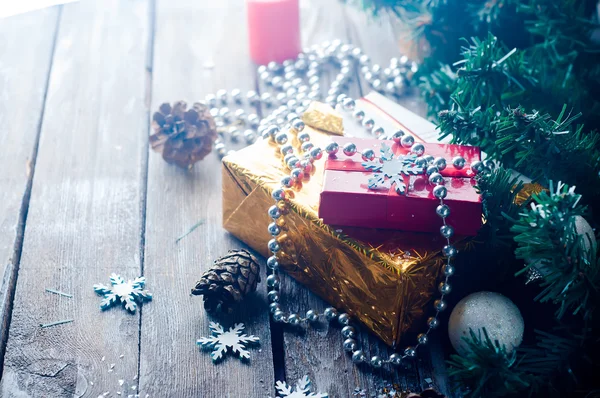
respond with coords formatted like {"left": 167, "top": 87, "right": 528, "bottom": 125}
{"left": 222, "top": 118, "right": 465, "bottom": 347}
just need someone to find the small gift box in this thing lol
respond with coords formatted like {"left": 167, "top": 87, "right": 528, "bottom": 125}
{"left": 319, "top": 138, "right": 483, "bottom": 236}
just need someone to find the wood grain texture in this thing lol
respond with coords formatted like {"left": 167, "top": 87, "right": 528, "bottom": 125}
{"left": 0, "top": 7, "right": 59, "bottom": 369}
{"left": 138, "top": 1, "right": 275, "bottom": 396}
{"left": 0, "top": 0, "right": 151, "bottom": 396}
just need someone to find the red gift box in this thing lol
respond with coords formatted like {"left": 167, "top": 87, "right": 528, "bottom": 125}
{"left": 319, "top": 137, "right": 483, "bottom": 236}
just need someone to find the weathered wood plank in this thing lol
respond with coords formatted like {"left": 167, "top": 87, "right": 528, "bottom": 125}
{"left": 0, "top": 0, "right": 151, "bottom": 396}
{"left": 138, "top": 1, "right": 275, "bottom": 396}
{"left": 343, "top": 6, "right": 451, "bottom": 395}
{"left": 0, "top": 7, "right": 59, "bottom": 371}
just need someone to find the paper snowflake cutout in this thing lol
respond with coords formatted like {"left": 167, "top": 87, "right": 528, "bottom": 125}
{"left": 197, "top": 322, "right": 260, "bottom": 361}
{"left": 93, "top": 273, "right": 152, "bottom": 313}
{"left": 275, "top": 375, "right": 328, "bottom": 398}
{"left": 362, "top": 143, "right": 423, "bottom": 194}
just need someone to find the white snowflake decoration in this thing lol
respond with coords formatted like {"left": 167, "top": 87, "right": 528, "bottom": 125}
{"left": 197, "top": 322, "right": 260, "bottom": 362}
{"left": 362, "top": 143, "right": 423, "bottom": 194}
{"left": 275, "top": 375, "right": 328, "bottom": 398}
{"left": 93, "top": 273, "right": 152, "bottom": 313}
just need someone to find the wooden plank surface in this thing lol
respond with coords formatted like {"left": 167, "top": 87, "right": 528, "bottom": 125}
{"left": 0, "top": 0, "right": 151, "bottom": 396}
{"left": 0, "top": 7, "right": 59, "bottom": 369}
{"left": 138, "top": 0, "right": 276, "bottom": 396}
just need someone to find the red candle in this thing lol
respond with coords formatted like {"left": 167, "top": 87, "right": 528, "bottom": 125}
{"left": 247, "top": 0, "right": 301, "bottom": 65}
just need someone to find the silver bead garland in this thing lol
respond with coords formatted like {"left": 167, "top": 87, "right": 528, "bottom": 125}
{"left": 200, "top": 40, "right": 477, "bottom": 370}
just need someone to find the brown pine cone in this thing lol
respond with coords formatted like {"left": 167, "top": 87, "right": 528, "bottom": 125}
{"left": 191, "top": 249, "right": 261, "bottom": 313}
{"left": 150, "top": 101, "right": 217, "bottom": 168}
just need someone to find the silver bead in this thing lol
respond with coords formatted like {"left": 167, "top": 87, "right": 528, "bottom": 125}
{"left": 439, "top": 282, "right": 452, "bottom": 294}
{"left": 216, "top": 89, "right": 228, "bottom": 105}
{"left": 323, "top": 307, "right": 338, "bottom": 321}
{"left": 434, "top": 299, "right": 447, "bottom": 311}
{"left": 267, "top": 61, "right": 279, "bottom": 72}
{"left": 297, "top": 132, "right": 310, "bottom": 143}
{"left": 361, "top": 149, "right": 376, "bottom": 161}
{"left": 470, "top": 160, "right": 484, "bottom": 174}
{"left": 353, "top": 109, "right": 365, "bottom": 121}
{"left": 341, "top": 326, "right": 356, "bottom": 338}
{"left": 280, "top": 144, "right": 294, "bottom": 156}
{"left": 215, "top": 143, "right": 227, "bottom": 158}
{"left": 343, "top": 143, "right": 357, "bottom": 156}
{"left": 260, "top": 92, "right": 273, "bottom": 106}
{"left": 268, "top": 205, "right": 281, "bottom": 219}
{"left": 325, "top": 142, "right": 339, "bottom": 156}
{"left": 372, "top": 79, "right": 382, "bottom": 91}
{"left": 266, "top": 274, "right": 280, "bottom": 288}
{"left": 436, "top": 204, "right": 450, "bottom": 218}
{"left": 268, "top": 222, "right": 281, "bottom": 236}
{"left": 423, "top": 155, "right": 435, "bottom": 165}
{"left": 484, "top": 159, "right": 495, "bottom": 170}
{"left": 352, "top": 350, "right": 366, "bottom": 364}
{"left": 281, "top": 176, "right": 294, "bottom": 188}
{"left": 268, "top": 290, "right": 280, "bottom": 303}
{"left": 433, "top": 185, "right": 447, "bottom": 199}
{"left": 275, "top": 132, "right": 289, "bottom": 145}
{"left": 292, "top": 118, "right": 305, "bottom": 132}
{"left": 415, "top": 157, "right": 428, "bottom": 169}
{"left": 442, "top": 245, "right": 457, "bottom": 258}
{"left": 286, "top": 156, "right": 300, "bottom": 169}
{"left": 385, "top": 81, "right": 396, "bottom": 94}
{"left": 219, "top": 107, "right": 231, "bottom": 122}
{"left": 269, "top": 302, "right": 281, "bottom": 314}
{"left": 306, "top": 310, "right": 319, "bottom": 322}
{"left": 343, "top": 338, "right": 357, "bottom": 352}
{"left": 205, "top": 94, "right": 217, "bottom": 107}
{"left": 429, "top": 172, "right": 444, "bottom": 186}
{"left": 268, "top": 239, "right": 281, "bottom": 253}
{"left": 443, "top": 264, "right": 455, "bottom": 276}
{"left": 247, "top": 90, "right": 259, "bottom": 105}
{"left": 392, "top": 129, "right": 405, "bottom": 143}
{"left": 300, "top": 159, "right": 313, "bottom": 173}
{"left": 291, "top": 168, "right": 304, "bottom": 181}
{"left": 342, "top": 98, "right": 356, "bottom": 110}
{"left": 288, "top": 314, "right": 301, "bottom": 326}
{"left": 273, "top": 310, "right": 286, "bottom": 322}
{"left": 362, "top": 118, "right": 375, "bottom": 131}
{"left": 389, "top": 353, "right": 402, "bottom": 366}
{"left": 309, "top": 147, "right": 323, "bottom": 161}
{"left": 336, "top": 94, "right": 348, "bottom": 105}
{"left": 338, "top": 313, "right": 351, "bottom": 325}
{"left": 267, "top": 256, "right": 279, "bottom": 270}
{"left": 370, "top": 356, "right": 383, "bottom": 368}
{"left": 244, "top": 129, "right": 256, "bottom": 144}
{"left": 301, "top": 141, "right": 315, "bottom": 153}
{"left": 427, "top": 317, "right": 439, "bottom": 329}
{"left": 417, "top": 333, "right": 429, "bottom": 345}
{"left": 434, "top": 157, "right": 447, "bottom": 171}
{"left": 440, "top": 225, "right": 454, "bottom": 238}
{"left": 265, "top": 125, "right": 280, "bottom": 139}
{"left": 411, "top": 143, "right": 425, "bottom": 156}
{"left": 404, "top": 347, "right": 416, "bottom": 357}
{"left": 426, "top": 165, "right": 439, "bottom": 176}
{"left": 231, "top": 88, "right": 242, "bottom": 104}
{"left": 400, "top": 135, "right": 414, "bottom": 148}
{"left": 452, "top": 156, "right": 466, "bottom": 169}
{"left": 373, "top": 126, "right": 385, "bottom": 138}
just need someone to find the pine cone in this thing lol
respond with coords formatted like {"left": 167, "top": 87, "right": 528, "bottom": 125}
{"left": 191, "top": 249, "right": 261, "bottom": 313}
{"left": 150, "top": 101, "right": 217, "bottom": 168}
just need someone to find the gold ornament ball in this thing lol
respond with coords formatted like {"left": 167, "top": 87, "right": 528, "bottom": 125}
{"left": 448, "top": 291, "right": 524, "bottom": 356}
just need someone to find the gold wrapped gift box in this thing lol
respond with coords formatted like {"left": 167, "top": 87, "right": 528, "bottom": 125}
{"left": 222, "top": 99, "right": 466, "bottom": 347}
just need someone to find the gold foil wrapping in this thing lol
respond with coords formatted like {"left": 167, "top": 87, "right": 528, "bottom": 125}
{"left": 301, "top": 102, "right": 344, "bottom": 136}
{"left": 222, "top": 123, "right": 460, "bottom": 347}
